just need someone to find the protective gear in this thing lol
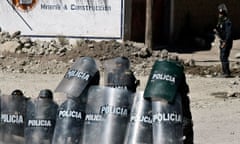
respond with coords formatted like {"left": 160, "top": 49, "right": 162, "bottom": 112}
{"left": 11, "top": 89, "right": 24, "bottom": 97}
{"left": 52, "top": 98, "right": 86, "bottom": 144}
{"left": 143, "top": 59, "right": 194, "bottom": 144}
{"left": 24, "top": 95, "right": 58, "bottom": 144}
{"left": 38, "top": 89, "right": 53, "bottom": 99}
{"left": 104, "top": 57, "right": 139, "bottom": 93}
{"left": 115, "top": 56, "right": 130, "bottom": 71}
{"left": 218, "top": 3, "right": 228, "bottom": 15}
{"left": 55, "top": 56, "right": 100, "bottom": 98}
{"left": 144, "top": 59, "right": 184, "bottom": 102}
{"left": 82, "top": 86, "right": 133, "bottom": 144}
{"left": 124, "top": 92, "right": 152, "bottom": 144}
{"left": 151, "top": 94, "right": 183, "bottom": 144}
{"left": 0, "top": 90, "right": 28, "bottom": 144}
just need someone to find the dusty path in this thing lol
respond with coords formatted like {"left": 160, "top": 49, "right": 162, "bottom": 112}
{"left": 0, "top": 72, "right": 239, "bottom": 144}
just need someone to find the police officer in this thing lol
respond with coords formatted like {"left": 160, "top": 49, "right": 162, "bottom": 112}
{"left": 144, "top": 57, "right": 194, "bottom": 144}
{"left": 25, "top": 89, "right": 58, "bottom": 144}
{"left": 179, "top": 74, "right": 194, "bottom": 144}
{"left": 214, "top": 3, "right": 233, "bottom": 77}
{"left": 107, "top": 56, "right": 139, "bottom": 93}
{"left": 0, "top": 89, "right": 28, "bottom": 144}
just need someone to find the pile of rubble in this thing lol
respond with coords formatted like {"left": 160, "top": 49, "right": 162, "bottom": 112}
{"left": 0, "top": 28, "right": 239, "bottom": 77}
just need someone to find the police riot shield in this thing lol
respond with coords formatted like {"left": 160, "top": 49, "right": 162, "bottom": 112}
{"left": 124, "top": 92, "right": 152, "bottom": 144}
{"left": 0, "top": 94, "right": 28, "bottom": 144}
{"left": 152, "top": 94, "right": 183, "bottom": 144}
{"left": 82, "top": 86, "right": 133, "bottom": 144}
{"left": 55, "top": 56, "right": 100, "bottom": 98}
{"left": 24, "top": 98, "right": 58, "bottom": 144}
{"left": 144, "top": 59, "right": 184, "bottom": 102}
{"left": 144, "top": 59, "right": 184, "bottom": 144}
{"left": 52, "top": 98, "right": 86, "bottom": 144}
{"left": 103, "top": 57, "right": 138, "bottom": 93}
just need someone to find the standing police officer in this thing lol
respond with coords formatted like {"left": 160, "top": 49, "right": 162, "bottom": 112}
{"left": 214, "top": 3, "right": 233, "bottom": 77}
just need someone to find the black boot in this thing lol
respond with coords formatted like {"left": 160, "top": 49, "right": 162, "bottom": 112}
{"left": 221, "top": 62, "right": 231, "bottom": 77}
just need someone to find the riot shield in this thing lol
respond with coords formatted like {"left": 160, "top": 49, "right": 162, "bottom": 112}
{"left": 24, "top": 98, "right": 58, "bottom": 144}
{"left": 103, "top": 57, "right": 139, "bottom": 93}
{"left": 144, "top": 59, "right": 184, "bottom": 102}
{"left": 0, "top": 94, "right": 28, "bottom": 144}
{"left": 152, "top": 94, "right": 183, "bottom": 144}
{"left": 124, "top": 92, "right": 152, "bottom": 144}
{"left": 55, "top": 56, "right": 100, "bottom": 98}
{"left": 52, "top": 98, "right": 86, "bottom": 144}
{"left": 82, "top": 86, "right": 133, "bottom": 144}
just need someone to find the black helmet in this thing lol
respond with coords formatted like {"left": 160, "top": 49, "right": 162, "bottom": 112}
{"left": 38, "top": 89, "right": 53, "bottom": 99}
{"left": 80, "top": 56, "right": 97, "bottom": 67}
{"left": 115, "top": 56, "right": 130, "bottom": 69}
{"left": 218, "top": 3, "right": 228, "bottom": 15}
{"left": 11, "top": 89, "right": 24, "bottom": 96}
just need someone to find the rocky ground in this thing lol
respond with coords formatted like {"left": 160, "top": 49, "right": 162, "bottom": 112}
{"left": 1, "top": 29, "right": 240, "bottom": 77}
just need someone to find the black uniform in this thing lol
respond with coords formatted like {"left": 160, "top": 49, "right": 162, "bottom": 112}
{"left": 179, "top": 74, "right": 194, "bottom": 144}
{"left": 215, "top": 3, "right": 233, "bottom": 77}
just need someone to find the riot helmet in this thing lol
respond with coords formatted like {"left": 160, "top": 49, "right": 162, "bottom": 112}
{"left": 38, "top": 89, "right": 53, "bottom": 99}
{"left": 115, "top": 56, "right": 130, "bottom": 72}
{"left": 79, "top": 56, "right": 97, "bottom": 68}
{"left": 11, "top": 89, "right": 24, "bottom": 96}
{"left": 11, "top": 89, "right": 24, "bottom": 99}
{"left": 218, "top": 3, "right": 228, "bottom": 16}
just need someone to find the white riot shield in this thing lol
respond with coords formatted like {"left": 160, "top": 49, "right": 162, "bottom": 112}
{"left": 152, "top": 94, "right": 183, "bottom": 144}
{"left": 124, "top": 92, "right": 152, "bottom": 144}
{"left": 81, "top": 86, "right": 133, "bottom": 144}
{"left": 55, "top": 57, "right": 100, "bottom": 98}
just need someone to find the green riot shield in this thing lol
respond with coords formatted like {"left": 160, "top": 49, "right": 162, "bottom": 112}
{"left": 143, "top": 60, "right": 184, "bottom": 102}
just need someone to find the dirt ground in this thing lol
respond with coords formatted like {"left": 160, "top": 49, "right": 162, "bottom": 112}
{"left": 0, "top": 40, "right": 240, "bottom": 144}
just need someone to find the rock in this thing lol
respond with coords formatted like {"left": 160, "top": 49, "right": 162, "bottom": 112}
{"left": 11, "top": 31, "right": 21, "bottom": 39}
{"left": 139, "top": 47, "right": 151, "bottom": 58}
{"left": 132, "top": 42, "right": 144, "bottom": 49}
{"left": 20, "top": 37, "right": 31, "bottom": 44}
{"left": 160, "top": 49, "right": 168, "bottom": 59}
{"left": 0, "top": 41, "right": 22, "bottom": 53}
